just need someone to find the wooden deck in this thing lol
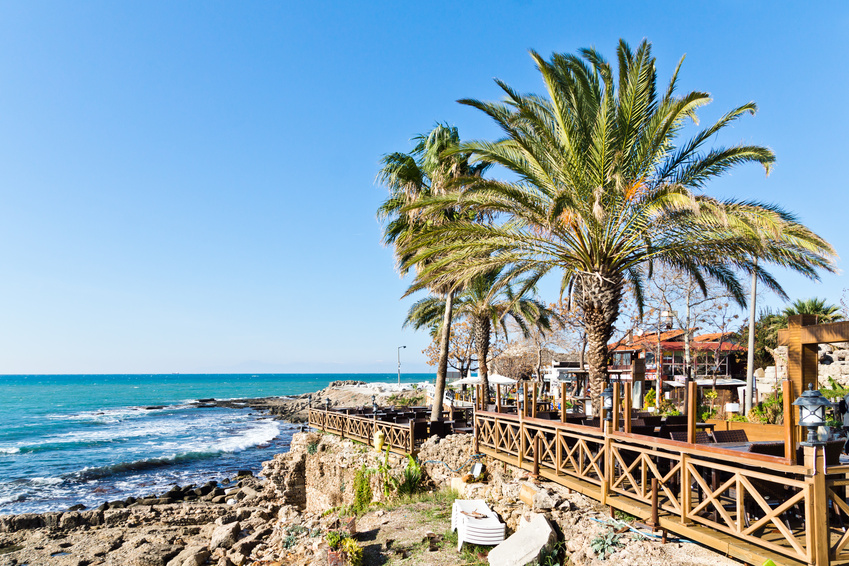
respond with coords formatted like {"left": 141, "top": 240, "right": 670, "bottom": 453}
{"left": 476, "top": 410, "right": 849, "bottom": 566}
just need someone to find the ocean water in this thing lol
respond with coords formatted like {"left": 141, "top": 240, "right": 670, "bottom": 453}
{"left": 0, "top": 373, "right": 431, "bottom": 515}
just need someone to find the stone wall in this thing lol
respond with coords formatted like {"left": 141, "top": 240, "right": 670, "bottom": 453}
{"left": 757, "top": 342, "right": 849, "bottom": 397}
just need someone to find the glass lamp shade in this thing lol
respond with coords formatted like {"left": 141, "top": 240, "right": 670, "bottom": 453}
{"left": 601, "top": 385, "right": 614, "bottom": 410}
{"left": 324, "top": 398, "right": 331, "bottom": 409}
{"left": 792, "top": 384, "right": 830, "bottom": 428}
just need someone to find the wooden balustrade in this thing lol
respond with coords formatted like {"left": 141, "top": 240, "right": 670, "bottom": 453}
{"left": 476, "top": 410, "right": 849, "bottom": 566}
{"left": 307, "top": 409, "right": 418, "bottom": 454}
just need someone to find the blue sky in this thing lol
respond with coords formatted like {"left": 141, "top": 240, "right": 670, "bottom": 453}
{"left": 0, "top": 1, "right": 845, "bottom": 374}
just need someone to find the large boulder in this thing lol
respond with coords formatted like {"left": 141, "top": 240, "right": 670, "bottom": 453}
{"left": 210, "top": 521, "right": 241, "bottom": 550}
{"left": 488, "top": 513, "right": 556, "bottom": 566}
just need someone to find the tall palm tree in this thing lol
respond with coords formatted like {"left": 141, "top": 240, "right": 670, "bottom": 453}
{"left": 399, "top": 40, "right": 837, "bottom": 414}
{"left": 782, "top": 297, "right": 844, "bottom": 323}
{"left": 404, "top": 267, "right": 555, "bottom": 401}
{"left": 377, "top": 123, "right": 490, "bottom": 422}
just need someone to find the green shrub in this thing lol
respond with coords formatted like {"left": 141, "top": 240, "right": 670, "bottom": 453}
{"left": 307, "top": 440, "right": 319, "bottom": 455}
{"left": 341, "top": 537, "right": 363, "bottom": 566}
{"left": 325, "top": 530, "right": 345, "bottom": 550}
{"left": 352, "top": 464, "right": 372, "bottom": 515}
{"left": 747, "top": 391, "right": 783, "bottom": 424}
{"left": 397, "top": 455, "right": 423, "bottom": 496}
{"left": 590, "top": 529, "right": 623, "bottom": 559}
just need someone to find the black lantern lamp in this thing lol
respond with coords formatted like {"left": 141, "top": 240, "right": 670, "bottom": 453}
{"left": 324, "top": 398, "right": 331, "bottom": 412}
{"left": 308, "top": 394, "right": 312, "bottom": 408}
{"left": 372, "top": 394, "right": 377, "bottom": 413}
{"left": 601, "top": 383, "right": 614, "bottom": 422}
{"left": 793, "top": 383, "right": 831, "bottom": 446}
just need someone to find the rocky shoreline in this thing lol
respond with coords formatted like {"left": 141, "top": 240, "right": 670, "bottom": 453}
{"left": 189, "top": 380, "right": 426, "bottom": 423}
{"left": 0, "top": 383, "right": 742, "bottom": 565}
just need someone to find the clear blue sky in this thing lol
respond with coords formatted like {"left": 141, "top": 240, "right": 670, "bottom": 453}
{"left": 0, "top": 1, "right": 845, "bottom": 374}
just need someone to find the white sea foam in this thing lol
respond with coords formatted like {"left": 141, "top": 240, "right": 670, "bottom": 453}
{"left": 0, "top": 447, "right": 20, "bottom": 455}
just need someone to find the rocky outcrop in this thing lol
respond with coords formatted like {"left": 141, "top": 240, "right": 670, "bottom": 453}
{"left": 758, "top": 342, "right": 849, "bottom": 397}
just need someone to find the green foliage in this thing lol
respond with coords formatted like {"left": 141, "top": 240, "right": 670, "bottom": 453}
{"left": 282, "top": 534, "right": 297, "bottom": 549}
{"left": 341, "top": 537, "right": 363, "bottom": 566}
{"left": 658, "top": 399, "right": 680, "bottom": 416}
{"left": 614, "top": 510, "right": 636, "bottom": 523}
{"left": 307, "top": 441, "right": 319, "bottom": 455}
{"left": 728, "top": 413, "right": 749, "bottom": 422}
{"left": 698, "top": 404, "right": 717, "bottom": 422}
{"left": 392, "top": 39, "right": 836, "bottom": 428}
{"left": 352, "top": 464, "right": 372, "bottom": 515}
{"left": 591, "top": 529, "right": 623, "bottom": 559}
{"left": 386, "top": 392, "right": 425, "bottom": 407}
{"left": 821, "top": 377, "right": 849, "bottom": 399}
{"left": 644, "top": 388, "right": 656, "bottom": 409}
{"left": 325, "top": 530, "right": 346, "bottom": 550}
{"left": 397, "top": 454, "right": 424, "bottom": 496}
{"left": 539, "top": 541, "right": 565, "bottom": 566}
{"left": 325, "top": 530, "right": 363, "bottom": 566}
{"left": 747, "top": 391, "right": 784, "bottom": 425}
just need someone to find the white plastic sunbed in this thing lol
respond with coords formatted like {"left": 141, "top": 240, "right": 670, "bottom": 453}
{"left": 451, "top": 499, "right": 506, "bottom": 551}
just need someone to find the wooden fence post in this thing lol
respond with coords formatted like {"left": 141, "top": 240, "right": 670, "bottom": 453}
{"left": 532, "top": 384, "right": 538, "bottom": 418}
{"left": 561, "top": 382, "right": 567, "bottom": 423}
{"left": 612, "top": 383, "right": 621, "bottom": 433}
{"left": 409, "top": 420, "right": 415, "bottom": 454}
{"left": 518, "top": 421, "right": 525, "bottom": 468}
{"left": 686, "top": 381, "right": 697, "bottom": 444}
{"left": 623, "top": 383, "right": 632, "bottom": 434}
{"left": 601, "top": 420, "right": 611, "bottom": 506}
{"left": 533, "top": 434, "right": 540, "bottom": 477}
{"left": 804, "top": 445, "right": 829, "bottom": 565}
{"left": 783, "top": 379, "right": 796, "bottom": 464}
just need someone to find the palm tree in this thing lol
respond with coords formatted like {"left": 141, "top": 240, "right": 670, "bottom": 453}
{"left": 377, "top": 123, "right": 489, "bottom": 422}
{"left": 404, "top": 267, "right": 555, "bottom": 402}
{"left": 782, "top": 297, "right": 844, "bottom": 323}
{"left": 399, "top": 40, "right": 837, "bottom": 414}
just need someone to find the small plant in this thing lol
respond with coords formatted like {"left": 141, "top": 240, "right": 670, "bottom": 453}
{"left": 375, "top": 447, "right": 398, "bottom": 497}
{"left": 539, "top": 541, "right": 564, "bottom": 566}
{"left": 325, "top": 530, "right": 346, "bottom": 550}
{"left": 341, "top": 537, "right": 363, "bottom": 566}
{"left": 282, "top": 534, "right": 297, "bottom": 549}
{"left": 397, "top": 454, "right": 423, "bottom": 496}
{"left": 613, "top": 509, "right": 635, "bottom": 522}
{"left": 307, "top": 440, "right": 319, "bottom": 455}
{"left": 590, "top": 528, "right": 623, "bottom": 559}
{"left": 352, "top": 464, "right": 372, "bottom": 515}
{"left": 644, "top": 388, "right": 656, "bottom": 409}
{"left": 747, "top": 391, "right": 784, "bottom": 424}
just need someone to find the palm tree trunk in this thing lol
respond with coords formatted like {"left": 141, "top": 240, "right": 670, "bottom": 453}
{"left": 474, "top": 315, "right": 491, "bottom": 409}
{"left": 578, "top": 273, "right": 624, "bottom": 416}
{"left": 431, "top": 289, "right": 455, "bottom": 422}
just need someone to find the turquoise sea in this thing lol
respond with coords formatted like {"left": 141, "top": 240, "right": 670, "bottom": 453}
{"left": 0, "top": 373, "right": 432, "bottom": 515}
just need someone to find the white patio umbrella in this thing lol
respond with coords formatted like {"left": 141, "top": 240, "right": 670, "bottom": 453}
{"left": 448, "top": 373, "right": 516, "bottom": 387}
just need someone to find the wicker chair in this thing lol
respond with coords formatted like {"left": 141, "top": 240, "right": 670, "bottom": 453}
{"left": 712, "top": 429, "right": 749, "bottom": 443}
{"left": 669, "top": 431, "right": 714, "bottom": 444}
{"left": 629, "top": 425, "right": 659, "bottom": 437}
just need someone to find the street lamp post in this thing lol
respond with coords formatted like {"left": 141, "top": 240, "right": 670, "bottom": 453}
{"left": 397, "top": 345, "right": 406, "bottom": 385}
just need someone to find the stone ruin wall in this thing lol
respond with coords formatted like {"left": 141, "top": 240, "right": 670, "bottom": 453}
{"left": 756, "top": 342, "right": 849, "bottom": 397}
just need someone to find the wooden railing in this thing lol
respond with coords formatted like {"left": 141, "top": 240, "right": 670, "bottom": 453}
{"left": 308, "top": 409, "right": 422, "bottom": 454}
{"left": 476, "top": 410, "right": 849, "bottom": 566}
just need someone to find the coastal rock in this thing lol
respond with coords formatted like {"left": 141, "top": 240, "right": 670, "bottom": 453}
{"left": 210, "top": 521, "right": 241, "bottom": 550}
{"left": 125, "top": 542, "right": 183, "bottom": 566}
{"left": 166, "top": 544, "right": 210, "bottom": 566}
